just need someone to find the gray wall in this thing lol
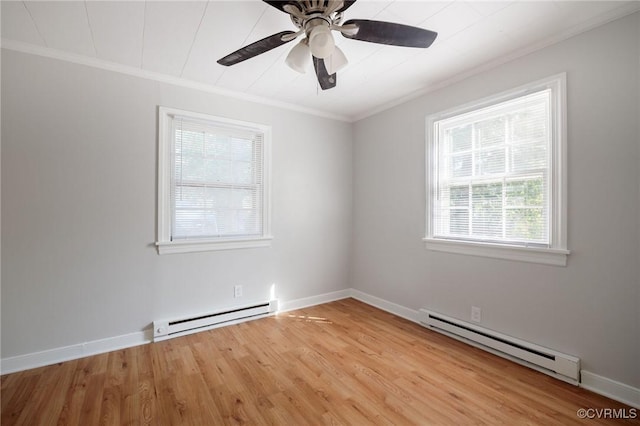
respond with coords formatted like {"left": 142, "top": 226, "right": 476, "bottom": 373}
{"left": 352, "top": 13, "right": 639, "bottom": 387}
{"left": 1, "top": 49, "right": 353, "bottom": 357}
{"left": 1, "top": 11, "right": 639, "bottom": 391}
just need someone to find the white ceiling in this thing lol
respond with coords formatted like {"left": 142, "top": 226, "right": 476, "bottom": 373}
{"left": 2, "top": 1, "right": 639, "bottom": 121}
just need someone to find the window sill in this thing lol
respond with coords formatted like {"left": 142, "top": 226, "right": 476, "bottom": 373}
{"left": 423, "top": 237, "right": 569, "bottom": 266}
{"left": 156, "top": 236, "right": 273, "bottom": 255}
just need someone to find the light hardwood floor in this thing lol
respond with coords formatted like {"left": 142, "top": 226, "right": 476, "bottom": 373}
{"left": 2, "top": 298, "right": 638, "bottom": 425}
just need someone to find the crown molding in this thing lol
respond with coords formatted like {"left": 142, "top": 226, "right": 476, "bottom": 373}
{"left": 0, "top": 39, "right": 352, "bottom": 123}
{"left": 352, "top": 3, "right": 640, "bottom": 122}
{"left": 2, "top": 4, "right": 638, "bottom": 125}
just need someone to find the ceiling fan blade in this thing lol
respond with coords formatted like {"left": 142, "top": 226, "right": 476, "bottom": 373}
{"left": 336, "top": 1, "right": 357, "bottom": 13}
{"left": 313, "top": 57, "right": 337, "bottom": 90}
{"left": 217, "top": 31, "right": 297, "bottom": 66}
{"left": 342, "top": 19, "right": 437, "bottom": 48}
{"left": 262, "top": 1, "right": 295, "bottom": 13}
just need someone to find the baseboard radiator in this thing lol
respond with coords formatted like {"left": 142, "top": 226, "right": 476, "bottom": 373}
{"left": 419, "top": 308, "right": 580, "bottom": 383}
{"left": 153, "top": 300, "right": 278, "bottom": 342}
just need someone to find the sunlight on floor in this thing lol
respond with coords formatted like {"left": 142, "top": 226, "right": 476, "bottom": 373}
{"left": 284, "top": 314, "right": 333, "bottom": 324}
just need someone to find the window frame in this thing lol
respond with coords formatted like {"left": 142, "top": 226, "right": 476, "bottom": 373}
{"left": 156, "top": 106, "right": 272, "bottom": 255}
{"left": 424, "top": 74, "right": 569, "bottom": 266}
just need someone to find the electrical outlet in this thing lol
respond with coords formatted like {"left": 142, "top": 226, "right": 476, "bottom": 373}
{"left": 471, "top": 306, "right": 482, "bottom": 323}
{"left": 234, "top": 285, "right": 243, "bottom": 298}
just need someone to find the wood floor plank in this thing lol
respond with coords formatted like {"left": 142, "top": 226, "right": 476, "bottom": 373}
{"left": 2, "top": 298, "right": 638, "bottom": 425}
{"left": 1, "top": 373, "right": 39, "bottom": 424}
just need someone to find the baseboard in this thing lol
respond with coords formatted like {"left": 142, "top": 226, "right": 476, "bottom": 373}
{"left": 350, "top": 289, "right": 640, "bottom": 409}
{"left": 580, "top": 370, "right": 640, "bottom": 409}
{"left": 277, "top": 289, "right": 352, "bottom": 313}
{"left": 350, "top": 289, "right": 421, "bottom": 323}
{"left": 3, "top": 287, "right": 639, "bottom": 412}
{"left": 0, "top": 290, "right": 352, "bottom": 375}
{"left": 0, "top": 330, "right": 151, "bottom": 375}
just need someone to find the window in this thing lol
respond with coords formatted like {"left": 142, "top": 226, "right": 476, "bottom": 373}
{"left": 157, "top": 107, "right": 272, "bottom": 254}
{"left": 424, "top": 74, "right": 569, "bottom": 265}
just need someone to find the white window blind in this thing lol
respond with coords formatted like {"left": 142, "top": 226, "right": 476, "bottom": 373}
{"left": 426, "top": 74, "right": 569, "bottom": 265}
{"left": 171, "top": 116, "right": 264, "bottom": 240}
{"left": 156, "top": 107, "right": 272, "bottom": 254}
{"left": 433, "top": 90, "right": 551, "bottom": 247}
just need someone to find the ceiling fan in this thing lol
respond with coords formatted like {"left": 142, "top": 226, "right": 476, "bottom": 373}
{"left": 217, "top": 0, "right": 438, "bottom": 90}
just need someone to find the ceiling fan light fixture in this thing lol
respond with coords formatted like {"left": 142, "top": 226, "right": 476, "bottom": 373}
{"left": 308, "top": 24, "right": 335, "bottom": 59}
{"left": 285, "top": 39, "right": 311, "bottom": 73}
{"left": 325, "top": 45, "right": 348, "bottom": 74}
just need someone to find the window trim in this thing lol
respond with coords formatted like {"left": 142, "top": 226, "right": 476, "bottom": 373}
{"left": 156, "top": 106, "right": 272, "bottom": 255}
{"left": 424, "top": 74, "right": 569, "bottom": 266}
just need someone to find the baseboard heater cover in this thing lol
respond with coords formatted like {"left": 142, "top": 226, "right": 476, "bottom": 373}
{"left": 419, "top": 308, "right": 580, "bottom": 383}
{"left": 153, "top": 300, "right": 278, "bottom": 342}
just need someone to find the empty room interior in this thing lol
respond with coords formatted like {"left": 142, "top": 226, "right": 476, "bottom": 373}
{"left": 1, "top": 0, "right": 639, "bottom": 424}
